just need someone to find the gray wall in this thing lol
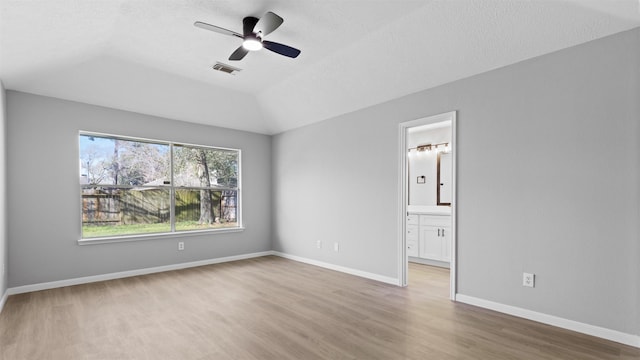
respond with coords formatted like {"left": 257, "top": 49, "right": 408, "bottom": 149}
{"left": 7, "top": 91, "right": 272, "bottom": 287}
{"left": 272, "top": 28, "right": 640, "bottom": 336}
{"left": 0, "top": 81, "right": 7, "bottom": 298}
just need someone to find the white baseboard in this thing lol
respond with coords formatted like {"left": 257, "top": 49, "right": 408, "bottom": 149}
{"left": 7, "top": 251, "right": 273, "bottom": 295}
{"left": 456, "top": 294, "right": 640, "bottom": 349}
{"left": 272, "top": 251, "right": 399, "bottom": 285}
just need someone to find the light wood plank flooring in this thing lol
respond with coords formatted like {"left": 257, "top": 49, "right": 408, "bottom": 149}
{"left": 1, "top": 256, "right": 638, "bottom": 359}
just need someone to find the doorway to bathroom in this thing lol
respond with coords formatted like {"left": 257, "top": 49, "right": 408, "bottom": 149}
{"left": 398, "top": 111, "right": 456, "bottom": 300}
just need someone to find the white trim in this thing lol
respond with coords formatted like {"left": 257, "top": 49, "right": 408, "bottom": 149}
{"left": 272, "top": 251, "right": 398, "bottom": 285}
{"left": 397, "top": 123, "right": 409, "bottom": 286}
{"left": 78, "top": 227, "right": 245, "bottom": 245}
{"left": 456, "top": 294, "right": 640, "bottom": 349}
{"left": 78, "top": 130, "right": 241, "bottom": 153}
{"left": 7, "top": 251, "right": 272, "bottom": 295}
{"left": 0, "top": 289, "right": 8, "bottom": 314}
{"left": 398, "top": 111, "right": 457, "bottom": 298}
{"left": 408, "top": 257, "right": 450, "bottom": 268}
{"left": 449, "top": 112, "right": 457, "bottom": 300}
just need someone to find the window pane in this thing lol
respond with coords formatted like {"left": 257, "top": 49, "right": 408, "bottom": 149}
{"left": 175, "top": 189, "right": 238, "bottom": 231}
{"left": 173, "top": 145, "right": 238, "bottom": 188}
{"left": 79, "top": 135, "right": 170, "bottom": 186}
{"left": 79, "top": 133, "right": 241, "bottom": 240}
{"left": 82, "top": 187, "right": 171, "bottom": 238}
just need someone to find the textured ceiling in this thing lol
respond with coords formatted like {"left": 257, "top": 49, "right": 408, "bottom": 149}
{"left": 1, "top": 0, "right": 639, "bottom": 134}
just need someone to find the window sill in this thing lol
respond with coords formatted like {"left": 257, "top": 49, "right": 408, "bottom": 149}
{"left": 77, "top": 227, "right": 245, "bottom": 246}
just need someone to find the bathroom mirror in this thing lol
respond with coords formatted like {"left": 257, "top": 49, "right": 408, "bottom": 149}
{"left": 437, "top": 152, "right": 452, "bottom": 205}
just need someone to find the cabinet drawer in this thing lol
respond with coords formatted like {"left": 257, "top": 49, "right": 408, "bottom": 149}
{"left": 419, "top": 215, "right": 450, "bottom": 227}
{"left": 407, "top": 214, "right": 419, "bottom": 225}
{"left": 407, "top": 241, "right": 418, "bottom": 257}
{"left": 406, "top": 225, "right": 419, "bottom": 242}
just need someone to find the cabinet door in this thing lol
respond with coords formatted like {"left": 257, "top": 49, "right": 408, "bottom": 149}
{"left": 420, "top": 226, "right": 442, "bottom": 260}
{"left": 407, "top": 225, "right": 419, "bottom": 242}
{"left": 407, "top": 241, "right": 419, "bottom": 257}
{"left": 441, "top": 226, "right": 451, "bottom": 261}
{"left": 407, "top": 225, "right": 420, "bottom": 257}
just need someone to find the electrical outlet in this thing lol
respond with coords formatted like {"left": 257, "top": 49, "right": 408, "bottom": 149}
{"left": 334, "top": 242, "right": 339, "bottom": 252}
{"left": 178, "top": 242, "right": 185, "bottom": 251}
{"left": 523, "top": 272, "right": 535, "bottom": 288}
{"left": 316, "top": 240, "right": 322, "bottom": 249}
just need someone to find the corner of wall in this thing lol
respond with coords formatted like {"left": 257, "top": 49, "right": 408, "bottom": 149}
{"left": 0, "top": 79, "right": 8, "bottom": 311}
{"left": 268, "top": 133, "right": 276, "bottom": 252}
{"left": 634, "top": 27, "right": 640, "bottom": 338}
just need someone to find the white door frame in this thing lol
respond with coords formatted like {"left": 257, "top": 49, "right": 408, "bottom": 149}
{"left": 397, "top": 111, "right": 457, "bottom": 300}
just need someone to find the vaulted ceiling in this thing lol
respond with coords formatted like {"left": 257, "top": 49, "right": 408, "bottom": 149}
{"left": 1, "top": 1, "right": 639, "bottom": 134}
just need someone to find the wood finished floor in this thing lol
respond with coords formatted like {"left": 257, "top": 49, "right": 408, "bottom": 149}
{"left": 1, "top": 256, "right": 639, "bottom": 359}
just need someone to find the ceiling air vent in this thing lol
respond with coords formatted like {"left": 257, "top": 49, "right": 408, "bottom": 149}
{"left": 212, "top": 62, "right": 242, "bottom": 75}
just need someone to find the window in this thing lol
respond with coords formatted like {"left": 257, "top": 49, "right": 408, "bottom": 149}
{"left": 79, "top": 133, "right": 240, "bottom": 240}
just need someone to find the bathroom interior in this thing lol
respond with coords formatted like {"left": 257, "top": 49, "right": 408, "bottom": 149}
{"left": 406, "top": 120, "right": 452, "bottom": 268}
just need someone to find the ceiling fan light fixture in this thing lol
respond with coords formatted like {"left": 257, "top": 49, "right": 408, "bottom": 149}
{"left": 195, "top": 11, "right": 300, "bottom": 60}
{"left": 242, "top": 38, "right": 263, "bottom": 51}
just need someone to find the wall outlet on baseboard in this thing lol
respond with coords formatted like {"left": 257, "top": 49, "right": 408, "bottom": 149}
{"left": 334, "top": 242, "right": 339, "bottom": 252}
{"left": 523, "top": 272, "right": 535, "bottom": 288}
{"left": 178, "top": 242, "right": 185, "bottom": 251}
{"left": 316, "top": 240, "right": 322, "bottom": 249}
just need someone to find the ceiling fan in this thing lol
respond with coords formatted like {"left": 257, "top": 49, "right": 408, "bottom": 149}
{"left": 194, "top": 11, "right": 301, "bottom": 61}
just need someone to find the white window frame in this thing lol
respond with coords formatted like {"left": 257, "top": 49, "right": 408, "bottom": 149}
{"left": 78, "top": 131, "right": 243, "bottom": 245}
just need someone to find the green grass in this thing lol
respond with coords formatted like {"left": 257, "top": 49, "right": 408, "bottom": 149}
{"left": 175, "top": 221, "right": 238, "bottom": 232}
{"left": 82, "top": 221, "right": 238, "bottom": 238}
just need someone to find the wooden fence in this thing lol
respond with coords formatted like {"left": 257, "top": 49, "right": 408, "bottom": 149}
{"left": 82, "top": 188, "right": 236, "bottom": 225}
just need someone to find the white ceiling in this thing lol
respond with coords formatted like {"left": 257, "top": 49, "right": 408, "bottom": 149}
{"left": 1, "top": 0, "right": 639, "bottom": 135}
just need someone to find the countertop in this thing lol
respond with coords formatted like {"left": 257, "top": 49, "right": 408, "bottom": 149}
{"left": 407, "top": 205, "right": 451, "bottom": 215}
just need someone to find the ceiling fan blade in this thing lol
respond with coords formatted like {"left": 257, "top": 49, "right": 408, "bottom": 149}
{"left": 243, "top": 17, "right": 259, "bottom": 36}
{"left": 263, "top": 41, "right": 301, "bottom": 58}
{"left": 229, "top": 46, "right": 249, "bottom": 61}
{"left": 254, "top": 11, "right": 284, "bottom": 36}
{"left": 194, "top": 21, "right": 242, "bottom": 38}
